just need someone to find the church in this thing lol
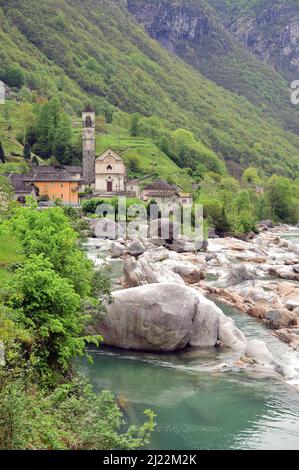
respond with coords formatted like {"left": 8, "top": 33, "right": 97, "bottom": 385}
{"left": 82, "top": 107, "right": 129, "bottom": 196}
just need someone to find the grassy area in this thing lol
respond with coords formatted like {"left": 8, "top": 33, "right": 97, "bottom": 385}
{"left": 0, "top": 232, "right": 23, "bottom": 283}
{"left": 96, "top": 132, "right": 193, "bottom": 190}
{"left": 0, "top": 102, "right": 25, "bottom": 156}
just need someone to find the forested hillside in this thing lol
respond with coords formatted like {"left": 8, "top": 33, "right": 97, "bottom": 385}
{"left": 1, "top": 0, "right": 299, "bottom": 177}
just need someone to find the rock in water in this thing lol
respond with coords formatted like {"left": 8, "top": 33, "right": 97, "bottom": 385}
{"left": 97, "top": 283, "right": 198, "bottom": 351}
{"left": 94, "top": 283, "right": 247, "bottom": 352}
{"left": 111, "top": 242, "right": 126, "bottom": 259}
{"left": 245, "top": 340, "right": 283, "bottom": 375}
{"left": 218, "top": 265, "right": 257, "bottom": 287}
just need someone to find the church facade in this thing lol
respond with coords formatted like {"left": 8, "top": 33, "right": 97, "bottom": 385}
{"left": 95, "top": 149, "right": 126, "bottom": 194}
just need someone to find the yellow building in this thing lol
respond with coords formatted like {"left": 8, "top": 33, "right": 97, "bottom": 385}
{"left": 24, "top": 166, "right": 81, "bottom": 205}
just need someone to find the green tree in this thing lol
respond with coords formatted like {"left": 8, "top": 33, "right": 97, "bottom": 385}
{"left": 7, "top": 254, "right": 99, "bottom": 382}
{"left": 242, "top": 167, "right": 261, "bottom": 186}
{"left": 266, "top": 175, "right": 294, "bottom": 222}
{"left": 7, "top": 207, "right": 93, "bottom": 297}
{"left": 130, "top": 113, "right": 140, "bottom": 137}
{"left": 23, "top": 142, "right": 31, "bottom": 160}
{"left": 5, "top": 65, "right": 25, "bottom": 88}
{"left": 53, "top": 113, "right": 72, "bottom": 164}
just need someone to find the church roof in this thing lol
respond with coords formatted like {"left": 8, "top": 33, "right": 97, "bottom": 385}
{"left": 96, "top": 149, "right": 123, "bottom": 162}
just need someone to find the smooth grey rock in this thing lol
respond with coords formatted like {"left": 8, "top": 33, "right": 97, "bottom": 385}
{"left": 97, "top": 284, "right": 199, "bottom": 351}
{"left": 94, "top": 283, "right": 247, "bottom": 352}
{"left": 168, "top": 239, "right": 207, "bottom": 253}
{"left": 111, "top": 242, "right": 126, "bottom": 259}
{"left": 293, "top": 264, "right": 299, "bottom": 273}
{"left": 127, "top": 239, "right": 146, "bottom": 257}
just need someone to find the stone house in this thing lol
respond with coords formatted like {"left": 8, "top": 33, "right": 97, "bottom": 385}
{"left": 127, "top": 179, "right": 140, "bottom": 198}
{"left": 142, "top": 180, "right": 180, "bottom": 208}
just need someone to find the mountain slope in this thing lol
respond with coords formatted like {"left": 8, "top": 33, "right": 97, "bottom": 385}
{"left": 209, "top": 0, "right": 299, "bottom": 82}
{"left": 127, "top": 0, "right": 299, "bottom": 134}
{"left": 1, "top": 0, "right": 299, "bottom": 177}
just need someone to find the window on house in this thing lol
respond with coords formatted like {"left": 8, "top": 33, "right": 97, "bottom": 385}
{"left": 107, "top": 165, "right": 112, "bottom": 171}
{"left": 61, "top": 194, "right": 64, "bottom": 199}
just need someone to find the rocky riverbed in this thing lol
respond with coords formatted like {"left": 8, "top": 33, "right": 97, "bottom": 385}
{"left": 83, "top": 222, "right": 299, "bottom": 389}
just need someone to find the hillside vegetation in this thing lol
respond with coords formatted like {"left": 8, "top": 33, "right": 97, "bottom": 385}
{"left": 0, "top": 0, "right": 299, "bottom": 177}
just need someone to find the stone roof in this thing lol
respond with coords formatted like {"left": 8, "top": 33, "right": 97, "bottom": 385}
{"left": 6, "top": 174, "right": 33, "bottom": 194}
{"left": 24, "top": 166, "right": 80, "bottom": 183}
{"left": 143, "top": 180, "right": 179, "bottom": 197}
{"left": 63, "top": 165, "right": 83, "bottom": 174}
{"left": 127, "top": 179, "right": 140, "bottom": 185}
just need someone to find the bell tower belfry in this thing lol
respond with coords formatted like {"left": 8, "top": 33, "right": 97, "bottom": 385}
{"left": 82, "top": 105, "right": 96, "bottom": 186}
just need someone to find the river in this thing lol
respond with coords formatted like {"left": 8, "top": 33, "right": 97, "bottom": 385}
{"left": 77, "top": 233, "right": 299, "bottom": 450}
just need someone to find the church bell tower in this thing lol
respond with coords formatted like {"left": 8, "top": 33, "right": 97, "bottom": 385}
{"left": 82, "top": 105, "right": 96, "bottom": 186}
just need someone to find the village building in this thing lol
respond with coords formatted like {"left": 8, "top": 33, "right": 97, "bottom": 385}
{"left": 24, "top": 166, "right": 81, "bottom": 205}
{"left": 63, "top": 165, "right": 83, "bottom": 181}
{"left": 142, "top": 180, "right": 180, "bottom": 208}
{"left": 127, "top": 179, "right": 141, "bottom": 198}
{"left": 179, "top": 192, "right": 193, "bottom": 206}
{"left": 6, "top": 173, "right": 37, "bottom": 203}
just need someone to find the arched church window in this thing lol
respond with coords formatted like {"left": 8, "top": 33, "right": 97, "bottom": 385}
{"left": 85, "top": 116, "right": 92, "bottom": 128}
{"left": 107, "top": 165, "right": 112, "bottom": 171}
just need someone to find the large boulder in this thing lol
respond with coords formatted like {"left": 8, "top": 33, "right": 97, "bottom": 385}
{"left": 94, "top": 283, "right": 247, "bottom": 352}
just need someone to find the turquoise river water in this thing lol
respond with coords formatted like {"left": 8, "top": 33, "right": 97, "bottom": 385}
{"left": 77, "top": 233, "right": 299, "bottom": 450}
